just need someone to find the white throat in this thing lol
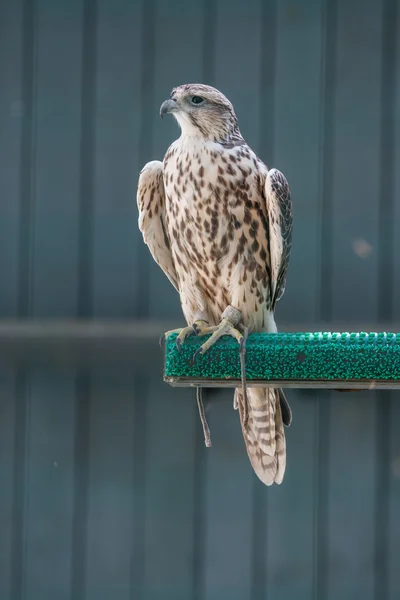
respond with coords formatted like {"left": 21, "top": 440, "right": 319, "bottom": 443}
{"left": 173, "top": 112, "right": 201, "bottom": 138}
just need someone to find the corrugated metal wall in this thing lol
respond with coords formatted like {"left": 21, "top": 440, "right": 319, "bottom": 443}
{"left": 0, "top": 0, "right": 399, "bottom": 598}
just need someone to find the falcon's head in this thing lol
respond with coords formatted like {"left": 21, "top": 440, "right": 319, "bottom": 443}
{"left": 160, "top": 84, "right": 242, "bottom": 145}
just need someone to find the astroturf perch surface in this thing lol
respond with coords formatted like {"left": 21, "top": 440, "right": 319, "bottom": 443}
{"left": 164, "top": 332, "right": 400, "bottom": 388}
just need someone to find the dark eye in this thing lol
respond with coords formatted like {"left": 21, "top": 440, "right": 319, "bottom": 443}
{"left": 191, "top": 96, "right": 204, "bottom": 105}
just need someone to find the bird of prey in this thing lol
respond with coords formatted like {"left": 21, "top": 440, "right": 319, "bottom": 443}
{"left": 137, "top": 84, "right": 292, "bottom": 485}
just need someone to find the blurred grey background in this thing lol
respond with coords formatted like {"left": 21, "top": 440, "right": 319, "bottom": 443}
{"left": 0, "top": 0, "right": 400, "bottom": 598}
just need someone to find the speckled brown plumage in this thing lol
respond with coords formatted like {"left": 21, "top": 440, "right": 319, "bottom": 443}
{"left": 137, "top": 84, "right": 293, "bottom": 486}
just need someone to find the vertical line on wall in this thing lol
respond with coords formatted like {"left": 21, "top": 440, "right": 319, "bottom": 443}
{"left": 378, "top": 0, "right": 397, "bottom": 323}
{"left": 135, "top": 0, "right": 156, "bottom": 319}
{"left": 10, "top": 371, "right": 30, "bottom": 600}
{"left": 18, "top": 0, "right": 36, "bottom": 317}
{"left": 78, "top": 0, "right": 97, "bottom": 318}
{"left": 313, "top": 395, "right": 330, "bottom": 600}
{"left": 374, "top": 393, "right": 390, "bottom": 600}
{"left": 130, "top": 376, "right": 148, "bottom": 599}
{"left": 318, "top": 0, "right": 337, "bottom": 323}
{"left": 70, "top": 370, "right": 91, "bottom": 600}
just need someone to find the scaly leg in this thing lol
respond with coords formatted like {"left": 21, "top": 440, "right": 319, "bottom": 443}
{"left": 191, "top": 306, "right": 243, "bottom": 361}
{"left": 190, "top": 307, "right": 249, "bottom": 428}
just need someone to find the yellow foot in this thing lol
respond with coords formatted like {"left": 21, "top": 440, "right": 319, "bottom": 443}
{"left": 161, "top": 320, "right": 209, "bottom": 351}
{"left": 191, "top": 318, "right": 244, "bottom": 363}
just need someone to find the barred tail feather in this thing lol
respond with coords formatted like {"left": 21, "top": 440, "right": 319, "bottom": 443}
{"left": 235, "top": 387, "right": 286, "bottom": 485}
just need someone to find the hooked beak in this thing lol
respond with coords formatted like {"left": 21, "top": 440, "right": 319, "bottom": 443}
{"left": 160, "top": 99, "right": 177, "bottom": 118}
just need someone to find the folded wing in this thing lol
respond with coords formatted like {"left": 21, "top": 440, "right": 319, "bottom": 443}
{"left": 264, "top": 168, "right": 293, "bottom": 308}
{"left": 137, "top": 161, "right": 178, "bottom": 291}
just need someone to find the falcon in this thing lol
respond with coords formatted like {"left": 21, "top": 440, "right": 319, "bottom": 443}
{"left": 137, "top": 84, "right": 292, "bottom": 485}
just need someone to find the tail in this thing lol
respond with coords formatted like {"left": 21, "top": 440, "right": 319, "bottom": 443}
{"left": 235, "top": 387, "right": 288, "bottom": 485}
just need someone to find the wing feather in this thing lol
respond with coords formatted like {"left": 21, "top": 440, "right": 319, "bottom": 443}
{"left": 264, "top": 168, "right": 293, "bottom": 307}
{"left": 137, "top": 161, "right": 179, "bottom": 291}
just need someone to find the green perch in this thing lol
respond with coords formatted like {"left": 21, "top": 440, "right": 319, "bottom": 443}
{"left": 164, "top": 331, "right": 400, "bottom": 390}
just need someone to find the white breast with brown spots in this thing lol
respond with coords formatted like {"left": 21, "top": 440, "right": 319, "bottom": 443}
{"left": 163, "top": 136, "right": 275, "bottom": 332}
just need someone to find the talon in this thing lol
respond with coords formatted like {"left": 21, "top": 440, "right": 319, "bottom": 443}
{"left": 176, "top": 326, "right": 197, "bottom": 348}
{"left": 193, "top": 316, "right": 243, "bottom": 356}
{"left": 192, "top": 319, "right": 209, "bottom": 336}
{"left": 159, "top": 334, "right": 166, "bottom": 348}
{"left": 162, "top": 325, "right": 199, "bottom": 352}
{"left": 191, "top": 348, "right": 203, "bottom": 365}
